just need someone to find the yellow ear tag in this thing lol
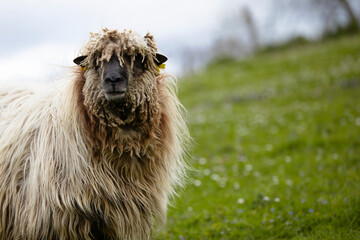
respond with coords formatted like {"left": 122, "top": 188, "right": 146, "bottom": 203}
{"left": 157, "top": 64, "right": 166, "bottom": 72}
{"left": 80, "top": 66, "right": 87, "bottom": 71}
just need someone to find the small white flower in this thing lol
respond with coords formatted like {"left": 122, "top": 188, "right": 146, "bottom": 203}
{"left": 211, "top": 174, "right": 220, "bottom": 181}
{"left": 356, "top": 118, "right": 360, "bottom": 126}
{"left": 203, "top": 169, "right": 211, "bottom": 176}
{"left": 199, "top": 157, "right": 207, "bottom": 165}
{"left": 237, "top": 198, "right": 245, "bottom": 204}
{"left": 286, "top": 179, "right": 293, "bottom": 186}
{"left": 245, "top": 164, "right": 253, "bottom": 171}
{"left": 233, "top": 182, "right": 240, "bottom": 190}
{"left": 193, "top": 180, "right": 202, "bottom": 187}
{"left": 272, "top": 176, "right": 279, "bottom": 185}
{"left": 265, "top": 144, "right": 273, "bottom": 151}
{"left": 264, "top": 196, "right": 270, "bottom": 201}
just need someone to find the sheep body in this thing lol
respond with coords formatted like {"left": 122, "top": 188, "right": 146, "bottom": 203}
{"left": 0, "top": 29, "right": 189, "bottom": 240}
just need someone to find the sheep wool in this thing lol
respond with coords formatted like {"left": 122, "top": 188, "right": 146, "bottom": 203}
{"left": 0, "top": 28, "right": 189, "bottom": 240}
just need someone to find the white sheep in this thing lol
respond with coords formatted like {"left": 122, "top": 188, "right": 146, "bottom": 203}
{"left": 0, "top": 28, "right": 189, "bottom": 240}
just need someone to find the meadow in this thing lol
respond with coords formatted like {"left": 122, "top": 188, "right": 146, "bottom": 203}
{"left": 156, "top": 34, "right": 360, "bottom": 239}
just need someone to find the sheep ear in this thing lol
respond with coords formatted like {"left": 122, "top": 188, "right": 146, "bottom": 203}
{"left": 155, "top": 53, "right": 167, "bottom": 66}
{"left": 73, "top": 56, "right": 87, "bottom": 66}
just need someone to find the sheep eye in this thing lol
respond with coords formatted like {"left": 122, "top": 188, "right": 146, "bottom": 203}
{"left": 133, "top": 54, "right": 145, "bottom": 71}
{"left": 134, "top": 54, "right": 143, "bottom": 63}
{"left": 94, "top": 53, "right": 102, "bottom": 70}
{"left": 93, "top": 58, "right": 100, "bottom": 71}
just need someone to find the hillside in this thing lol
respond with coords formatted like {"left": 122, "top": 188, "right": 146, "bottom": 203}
{"left": 157, "top": 34, "right": 360, "bottom": 239}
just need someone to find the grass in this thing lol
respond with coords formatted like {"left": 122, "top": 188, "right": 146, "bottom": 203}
{"left": 155, "top": 34, "right": 360, "bottom": 239}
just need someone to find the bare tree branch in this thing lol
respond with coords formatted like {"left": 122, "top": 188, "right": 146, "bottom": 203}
{"left": 338, "top": 0, "right": 360, "bottom": 30}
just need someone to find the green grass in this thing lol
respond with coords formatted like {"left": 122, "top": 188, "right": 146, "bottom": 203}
{"left": 155, "top": 34, "right": 360, "bottom": 239}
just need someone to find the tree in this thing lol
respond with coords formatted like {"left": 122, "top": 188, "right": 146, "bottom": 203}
{"left": 272, "top": 0, "right": 359, "bottom": 38}
{"left": 338, "top": 0, "right": 360, "bottom": 31}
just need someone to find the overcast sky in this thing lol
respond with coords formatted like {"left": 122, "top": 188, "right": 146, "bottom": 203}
{"left": 0, "top": 0, "right": 282, "bottom": 82}
{"left": 1, "top": 0, "right": 358, "bottom": 83}
{"left": 0, "top": 0, "right": 249, "bottom": 82}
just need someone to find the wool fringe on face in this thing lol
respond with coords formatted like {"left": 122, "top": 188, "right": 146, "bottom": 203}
{"left": 0, "top": 29, "right": 189, "bottom": 240}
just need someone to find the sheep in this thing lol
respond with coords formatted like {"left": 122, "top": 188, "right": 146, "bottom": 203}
{"left": 0, "top": 28, "right": 189, "bottom": 240}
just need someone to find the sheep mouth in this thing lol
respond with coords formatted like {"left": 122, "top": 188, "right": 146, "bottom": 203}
{"left": 106, "top": 91, "right": 125, "bottom": 95}
{"left": 104, "top": 91, "right": 126, "bottom": 102}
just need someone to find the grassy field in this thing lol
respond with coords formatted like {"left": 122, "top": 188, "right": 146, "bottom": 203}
{"left": 156, "top": 34, "right": 360, "bottom": 239}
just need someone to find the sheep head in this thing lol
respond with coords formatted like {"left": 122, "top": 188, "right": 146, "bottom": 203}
{"left": 73, "top": 28, "right": 167, "bottom": 126}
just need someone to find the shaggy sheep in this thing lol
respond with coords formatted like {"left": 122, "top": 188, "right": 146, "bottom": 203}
{"left": 0, "top": 28, "right": 189, "bottom": 240}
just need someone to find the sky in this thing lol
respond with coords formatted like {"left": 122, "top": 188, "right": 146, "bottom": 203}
{"left": 0, "top": 0, "right": 276, "bottom": 82}
{"left": 0, "top": 0, "right": 233, "bottom": 82}
{"left": 0, "top": 0, "right": 358, "bottom": 83}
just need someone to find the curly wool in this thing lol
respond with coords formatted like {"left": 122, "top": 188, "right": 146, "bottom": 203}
{"left": 82, "top": 28, "right": 161, "bottom": 129}
{"left": 0, "top": 29, "right": 189, "bottom": 240}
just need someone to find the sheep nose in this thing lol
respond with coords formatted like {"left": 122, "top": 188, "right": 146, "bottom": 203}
{"left": 105, "top": 75, "right": 126, "bottom": 85}
{"left": 105, "top": 76, "right": 122, "bottom": 83}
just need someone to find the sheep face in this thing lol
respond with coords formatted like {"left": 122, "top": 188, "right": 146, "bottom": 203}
{"left": 73, "top": 29, "right": 167, "bottom": 106}
{"left": 98, "top": 52, "right": 158, "bottom": 104}
{"left": 73, "top": 29, "right": 169, "bottom": 126}
{"left": 101, "top": 53, "right": 130, "bottom": 103}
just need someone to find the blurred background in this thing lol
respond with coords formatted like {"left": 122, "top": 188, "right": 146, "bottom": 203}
{"left": 1, "top": 0, "right": 359, "bottom": 81}
{"left": 2, "top": 0, "right": 360, "bottom": 239}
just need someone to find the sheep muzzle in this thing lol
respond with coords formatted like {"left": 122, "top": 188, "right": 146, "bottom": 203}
{"left": 102, "top": 54, "right": 128, "bottom": 104}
